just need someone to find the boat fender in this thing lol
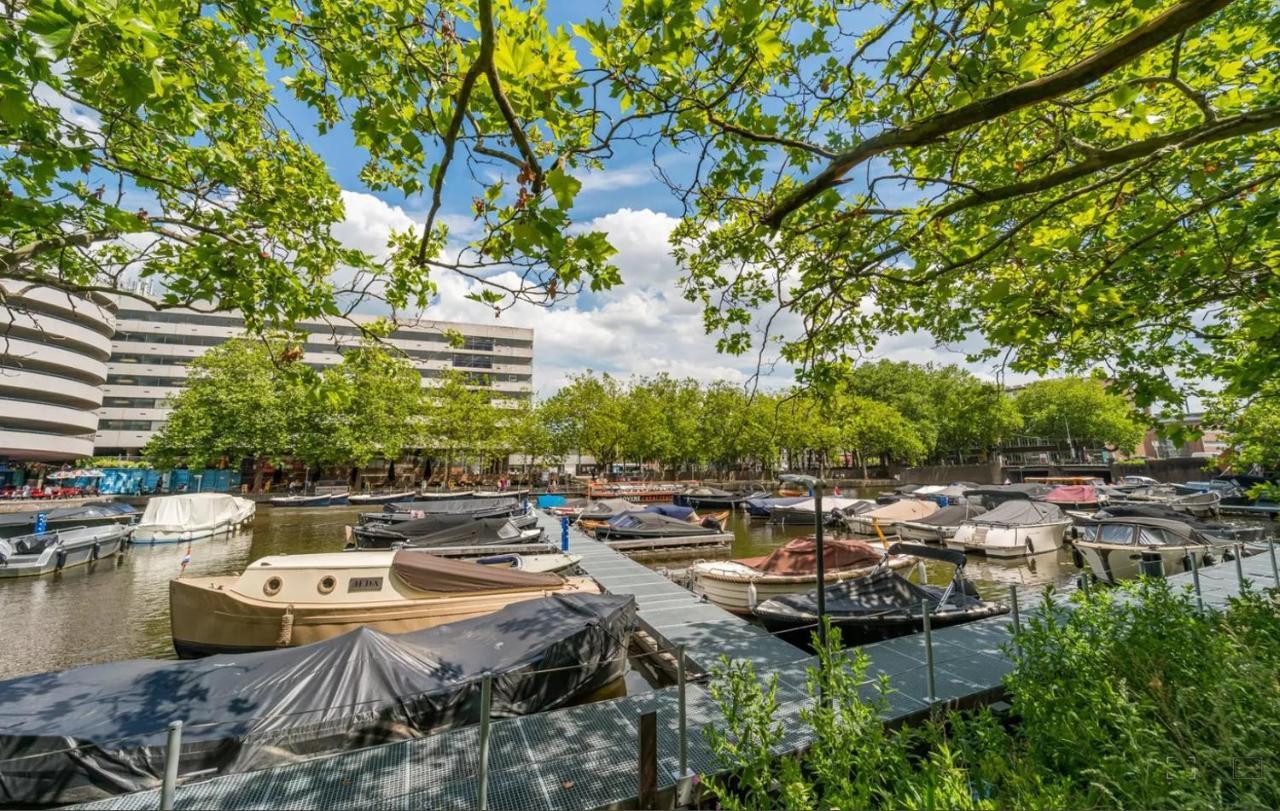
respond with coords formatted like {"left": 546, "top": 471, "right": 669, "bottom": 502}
{"left": 276, "top": 608, "right": 295, "bottom": 647}
{"left": 90, "top": 542, "right": 100, "bottom": 561}
{"left": 747, "top": 581, "right": 759, "bottom": 611}
{"left": 1071, "top": 546, "right": 1085, "bottom": 569}
{"left": 55, "top": 548, "right": 68, "bottom": 571}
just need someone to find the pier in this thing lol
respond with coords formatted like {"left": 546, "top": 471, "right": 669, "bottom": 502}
{"left": 75, "top": 515, "right": 1280, "bottom": 810}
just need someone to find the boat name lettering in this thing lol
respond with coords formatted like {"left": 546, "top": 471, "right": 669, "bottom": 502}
{"left": 348, "top": 577, "right": 383, "bottom": 592}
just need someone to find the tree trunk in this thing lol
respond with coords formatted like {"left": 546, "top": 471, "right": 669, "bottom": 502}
{"left": 860, "top": 452, "right": 868, "bottom": 481}
{"left": 252, "top": 458, "right": 264, "bottom": 493}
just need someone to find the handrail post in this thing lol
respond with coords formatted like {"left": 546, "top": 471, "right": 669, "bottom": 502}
{"left": 1008, "top": 584, "right": 1021, "bottom": 652}
{"left": 922, "top": 599, "right": 936, "bottom": 707}
{"left": 675, "top": 645, "right": 694, "bottom": 807}
{"left": 477, "top": 675, "right": 492, "bottom": 810}
{"left": 160, "top": 720, "right": 182, "bottom": 811}
{"left": 1189, "top": 549, "right": 1203, "bottom": 612}
{"left": 1269, "top": 540, "right": 1279, "bottom": 585}
{"left": 1234, "top": 544, "right": 1246, "bottom": 591}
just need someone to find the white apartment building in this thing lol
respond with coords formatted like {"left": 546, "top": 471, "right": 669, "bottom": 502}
{"left": 94, "top": 302, "right": 533, "bottom": 456}
{"left": 0, "top": 283, "right": 116, "bottom": 461}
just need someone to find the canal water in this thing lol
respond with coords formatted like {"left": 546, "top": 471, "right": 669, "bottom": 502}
{"left": 0, "top": 498, "right": 1095, "bottom": 680}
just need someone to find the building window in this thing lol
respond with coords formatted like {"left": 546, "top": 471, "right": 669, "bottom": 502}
{"left": 461, "top": 336, "right": 495, "bottom": 352}
{"left": 452, "top": 353, "right": 493, "bottom": 369}
{"left": 98, "top": 420, "right": 156, "bottom": 431}
{"left": 102, "top": 397, "right": 159, "bottom": 408}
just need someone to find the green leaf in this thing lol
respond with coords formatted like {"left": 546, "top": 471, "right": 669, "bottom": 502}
{"left": 546, "top": 168, "right": 581, "bottom": 210}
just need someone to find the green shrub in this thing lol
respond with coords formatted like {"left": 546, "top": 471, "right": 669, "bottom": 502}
{"left": 704, "top": 581, "right": 1280, "bottom": 809}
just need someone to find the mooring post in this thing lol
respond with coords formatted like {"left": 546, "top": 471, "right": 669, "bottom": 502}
{"left": 921, "top": 599, "right": 936, "bottom": 706}
{"left": 1008, "top": 583, "right": 1021, "bottom": 638}
{"left": 675, "top": 645, "right": 694, "bottom": 807}
{"left": 1234, "top": 544, "right": 1246, "bottom": 590}
{"left": 559, "top": 516, "right": 569, "bottom": 552}
{"left": 160, "top": 720, "right": 183, "bottom": 811}
{"left": 1190, "top": 550, "right": 1203, "bottom": 612}
{"left": 916, "top": 560, "right": 927, "bottom": 584}
{"left": 638, "top": 711, "right": 658, "bottom": 810}
{"left": 477, "top": 675, "right": 493, "bottom": 810}
{"left": 1269, "top": 541, "right": 1279, "bottom": 585}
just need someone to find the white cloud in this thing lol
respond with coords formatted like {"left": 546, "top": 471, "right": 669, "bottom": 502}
{"left": 331, "top": 191, "right": 418, "bottom": 260}
{"left": 575, "top": 165, "right": 654, "bottom": 194}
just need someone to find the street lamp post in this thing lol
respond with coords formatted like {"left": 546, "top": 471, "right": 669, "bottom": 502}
{"left": 781, "top": 473, "right": 827, "bottom": 650}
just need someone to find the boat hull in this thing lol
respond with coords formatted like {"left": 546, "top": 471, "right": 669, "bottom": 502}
{"left": 758, "top": 602, "right": 1008, "bottom": 645}
{"left": 347, "top": 491, "right": 417, "bottom": 505}
{"left": 947, "top": 521, "right": 1069, "bottom": 558}
{"left": 0, "top": 527, "right": 130, "bottom": 577}
{"left": 132, "top": 507, "right": 255, "bottom": 544}
{"left": 170, "top": 574, "right": 600, "bottom": 657}
{"left": 1075, "top": 542, "right": 1211, "bottom": 585}
{"left": 895, "top": 521, "right": 958, "bottom": 543}
{"left": 689, "top": 556, "right": 916, "bottom": 615}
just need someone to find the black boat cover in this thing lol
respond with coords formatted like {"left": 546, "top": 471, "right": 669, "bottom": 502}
{"left": 0, "top": 501, "right": 136, "bottom": 532}
{"left": 385, "top": 498, "right": 519, "bottom": 516}
{"left": 0, "top": 593, "right": 636, "bottom": 807}
{"left": 971, "top": 500, "right": 1064, "bottom": 525}
{"left": 1095, "top": 503, "right": 1246, "bottom": 536}
{"left": 963, "top": 483, "right": 1053, "bottom": 503}
{"left": 902, "top": 504, "right": 987, "bottom": 527}
{"left": 354, "top": 516, "right": 533, "bottom": 549}
{"left": 579, "top": 498, "right": 643, "bottom": 519}
{"left": 758, "top": 567, "right": 986, "bottom": 622}
{"left": 595, "top": 511, "right": 717, "bottom": 539}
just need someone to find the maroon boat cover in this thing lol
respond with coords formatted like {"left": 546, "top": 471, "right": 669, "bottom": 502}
{"left": 391, "top": 551, "right": 563, "bottom": 592}
{"left": 737, "top": 537, "right": 883, "bottom": 575}
{"left": 1041, "top": 485, "right": 1099, "bottom": 504}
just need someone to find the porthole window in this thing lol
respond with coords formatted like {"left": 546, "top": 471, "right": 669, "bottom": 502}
{"left": 263, "top": 576, "right": 283, "bottom": 596}
{"left": 318, "top": 575, "right": 337, "bottom": 595}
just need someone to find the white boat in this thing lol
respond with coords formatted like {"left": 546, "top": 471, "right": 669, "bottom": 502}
{"left": 1073, "top": 516, "right": 1228, "bottom": 585}
{"left": 1110, "top": 485, "right": 1221, "bottom": 517}
{"left": 768, "top": 497, "right": 876, "bottom": 525}
{"left": 688, "top": 537, "right": 916, "bottom": 615}
{"left": 133, "top": 494, "right": 256, "bottom": 544}
{"left": 947, "top": 501, "right": 1071, "bottom": 558}
{"left": 844, "top": 499, "right": 940, "bottom": 535}
{"left": 347, "top": 490, "right": 418, "bottom": 505}
{"left": 896, "top": 503, "right": 988, "bottom": 542}
{"left": 0, "top": 524, "right": 131, "bottom": 577}
{"left": 471, "top": 552, "right": 582, "bottom": 574}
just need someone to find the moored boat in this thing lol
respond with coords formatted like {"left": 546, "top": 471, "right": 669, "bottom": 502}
{"left": 347, "top": 490, "right": 418, "bottom": 505}
{"left": 769, "top": 496, "right": 876, "bottom": 525}
{"left": 1072, "top": 516, "right": 1231, "bottom": 585}
{"left": 471, "top": 552, "right": 582, "bottom": 574}
{"left": 593, "top": 510, "right": 724, "bottom": 541}
{"left": 0, "top": 524, "right": 131, "bottom": 577}
{"left": 0, "top": 502, "right": 137, "bottom": 540}
{"left": 132, "top": 493, "right": 255, "bottom": 544}
{"left": 947, "top": 501, "right": 1071, "bottom": 558}
{"left": 270, "top": 491, "right": 350, "bottom": 507}
{"left": 843, "top": 498, "right": 940, "bottom": 535}
{"left": 1038, "top": 484, "right": 1106, "bottom": 511}
{"left": 896, "top": 503, "right": 988, "bottom": 543}
{"left": 743, "top": 495, "right": 807, "bottom": 518}
{"left": 753, "top": 543, "right": 1008, "bottom": 643}
{"left": 169, "top": 550, "right": 600, "bottom": 657}
{"left": 351, "top": 515, "right": 543, "bottom": 549}
{"left": 1090, "top": 502, "right": 1270, "bottom": 543}
{"left": 0, "top": 592, "right": 636, "bottom": 807}
{"left": 674, "top": 486, "right": 755, "bottom": 508}
{"left": 962, "top": 483, "right": 1053, "bottom": 509}
{"left": 688, "top": 537, "right": 916, "bottom": 615}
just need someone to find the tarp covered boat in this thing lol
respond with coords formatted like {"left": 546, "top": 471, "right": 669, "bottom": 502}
{"left": 947, "top": 500, "right": 1071, "bottom": 557}
{"left": 689, "top": 537, "right": 916, "bottom": 614}
{"left": 352, "top": 515, "right": 543, "bottom": 549}
{"left": 843, "top": 499, "right": 939, "bottom": 535}
{"left": 743, "top": 495, "right": 807, "bottom": 518}
{"left": 0, "top": 593, "right": 636, "bottom": 807}
{"left": 1039, "top": 484, "right": 1104, "bottom": 510}
{"left": 593, "top": 510, "right": 721, "bottom": 541}
{"left": 769, "top": 497, "right": 876, "bottom": 525}
{"left": 962, "top": 483, "right": 1053, "bottom": 508}
{"left": 896, "top": 503, "right": 988, "bottom": 542}
{"left": 385, "top": 498, "right": 522, "bottom": 517}
{"left": 0, "top": 502, "right": 137, "bottom": 539}
{"left": 132, "top": 493, "right": 255, "bottom": 544}
{"left": 754, "top": 544, "right": 1007, "bottom": 643}
{"left": 1092, "top": 503, "right": 1269, "bottom": 543}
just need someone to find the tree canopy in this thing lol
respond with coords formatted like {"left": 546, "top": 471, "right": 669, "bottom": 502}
{"left": 1014, "top": 377, "right": 1147, "bottom": 452}
{"left": 7, "top": 0, "right": 1276, "bottom": 414}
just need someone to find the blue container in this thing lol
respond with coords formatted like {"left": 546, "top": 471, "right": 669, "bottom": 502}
{"left": 537, "top": 494, "right": 567, "bottom": 509}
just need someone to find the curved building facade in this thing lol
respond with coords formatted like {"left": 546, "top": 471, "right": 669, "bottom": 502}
{"left": 0, "top": 281, "right": 114, "bottom": 461}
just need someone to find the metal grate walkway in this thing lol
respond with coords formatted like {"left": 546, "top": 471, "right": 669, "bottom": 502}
{"left": 75, "top": 523, "right": 1279, "bottom": 810}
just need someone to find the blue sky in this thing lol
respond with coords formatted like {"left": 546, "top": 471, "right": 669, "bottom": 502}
{"left": 258, "top": 2, "right": 1027, "bottom": 397}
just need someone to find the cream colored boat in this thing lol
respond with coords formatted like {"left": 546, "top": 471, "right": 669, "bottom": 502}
{"left": 688, "top": 537, "right": 916, "bottom": 615}
{"left": 170, "top": 550, "right": 599, "bottom": 657}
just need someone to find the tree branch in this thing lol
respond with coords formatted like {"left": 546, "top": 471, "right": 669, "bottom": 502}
{"left": 762, "top": 0, "right": 1236, "bottom": 228}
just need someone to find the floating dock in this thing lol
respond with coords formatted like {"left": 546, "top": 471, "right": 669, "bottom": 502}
{"left": 604, "top": 532, "right": 734, "bottom": 561}
{"left": 75, "top": 515, "right": 1280, "bottom": 811}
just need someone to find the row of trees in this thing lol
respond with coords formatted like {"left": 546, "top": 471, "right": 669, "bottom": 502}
{"left": 143, "top": 334, "right": 506, "bottom": 488}
{"left": 528, "top": 365, "right": 1145, "bottom": 478}
{"left": 146, "top": 337, "right": 1149, "bottom": 485}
